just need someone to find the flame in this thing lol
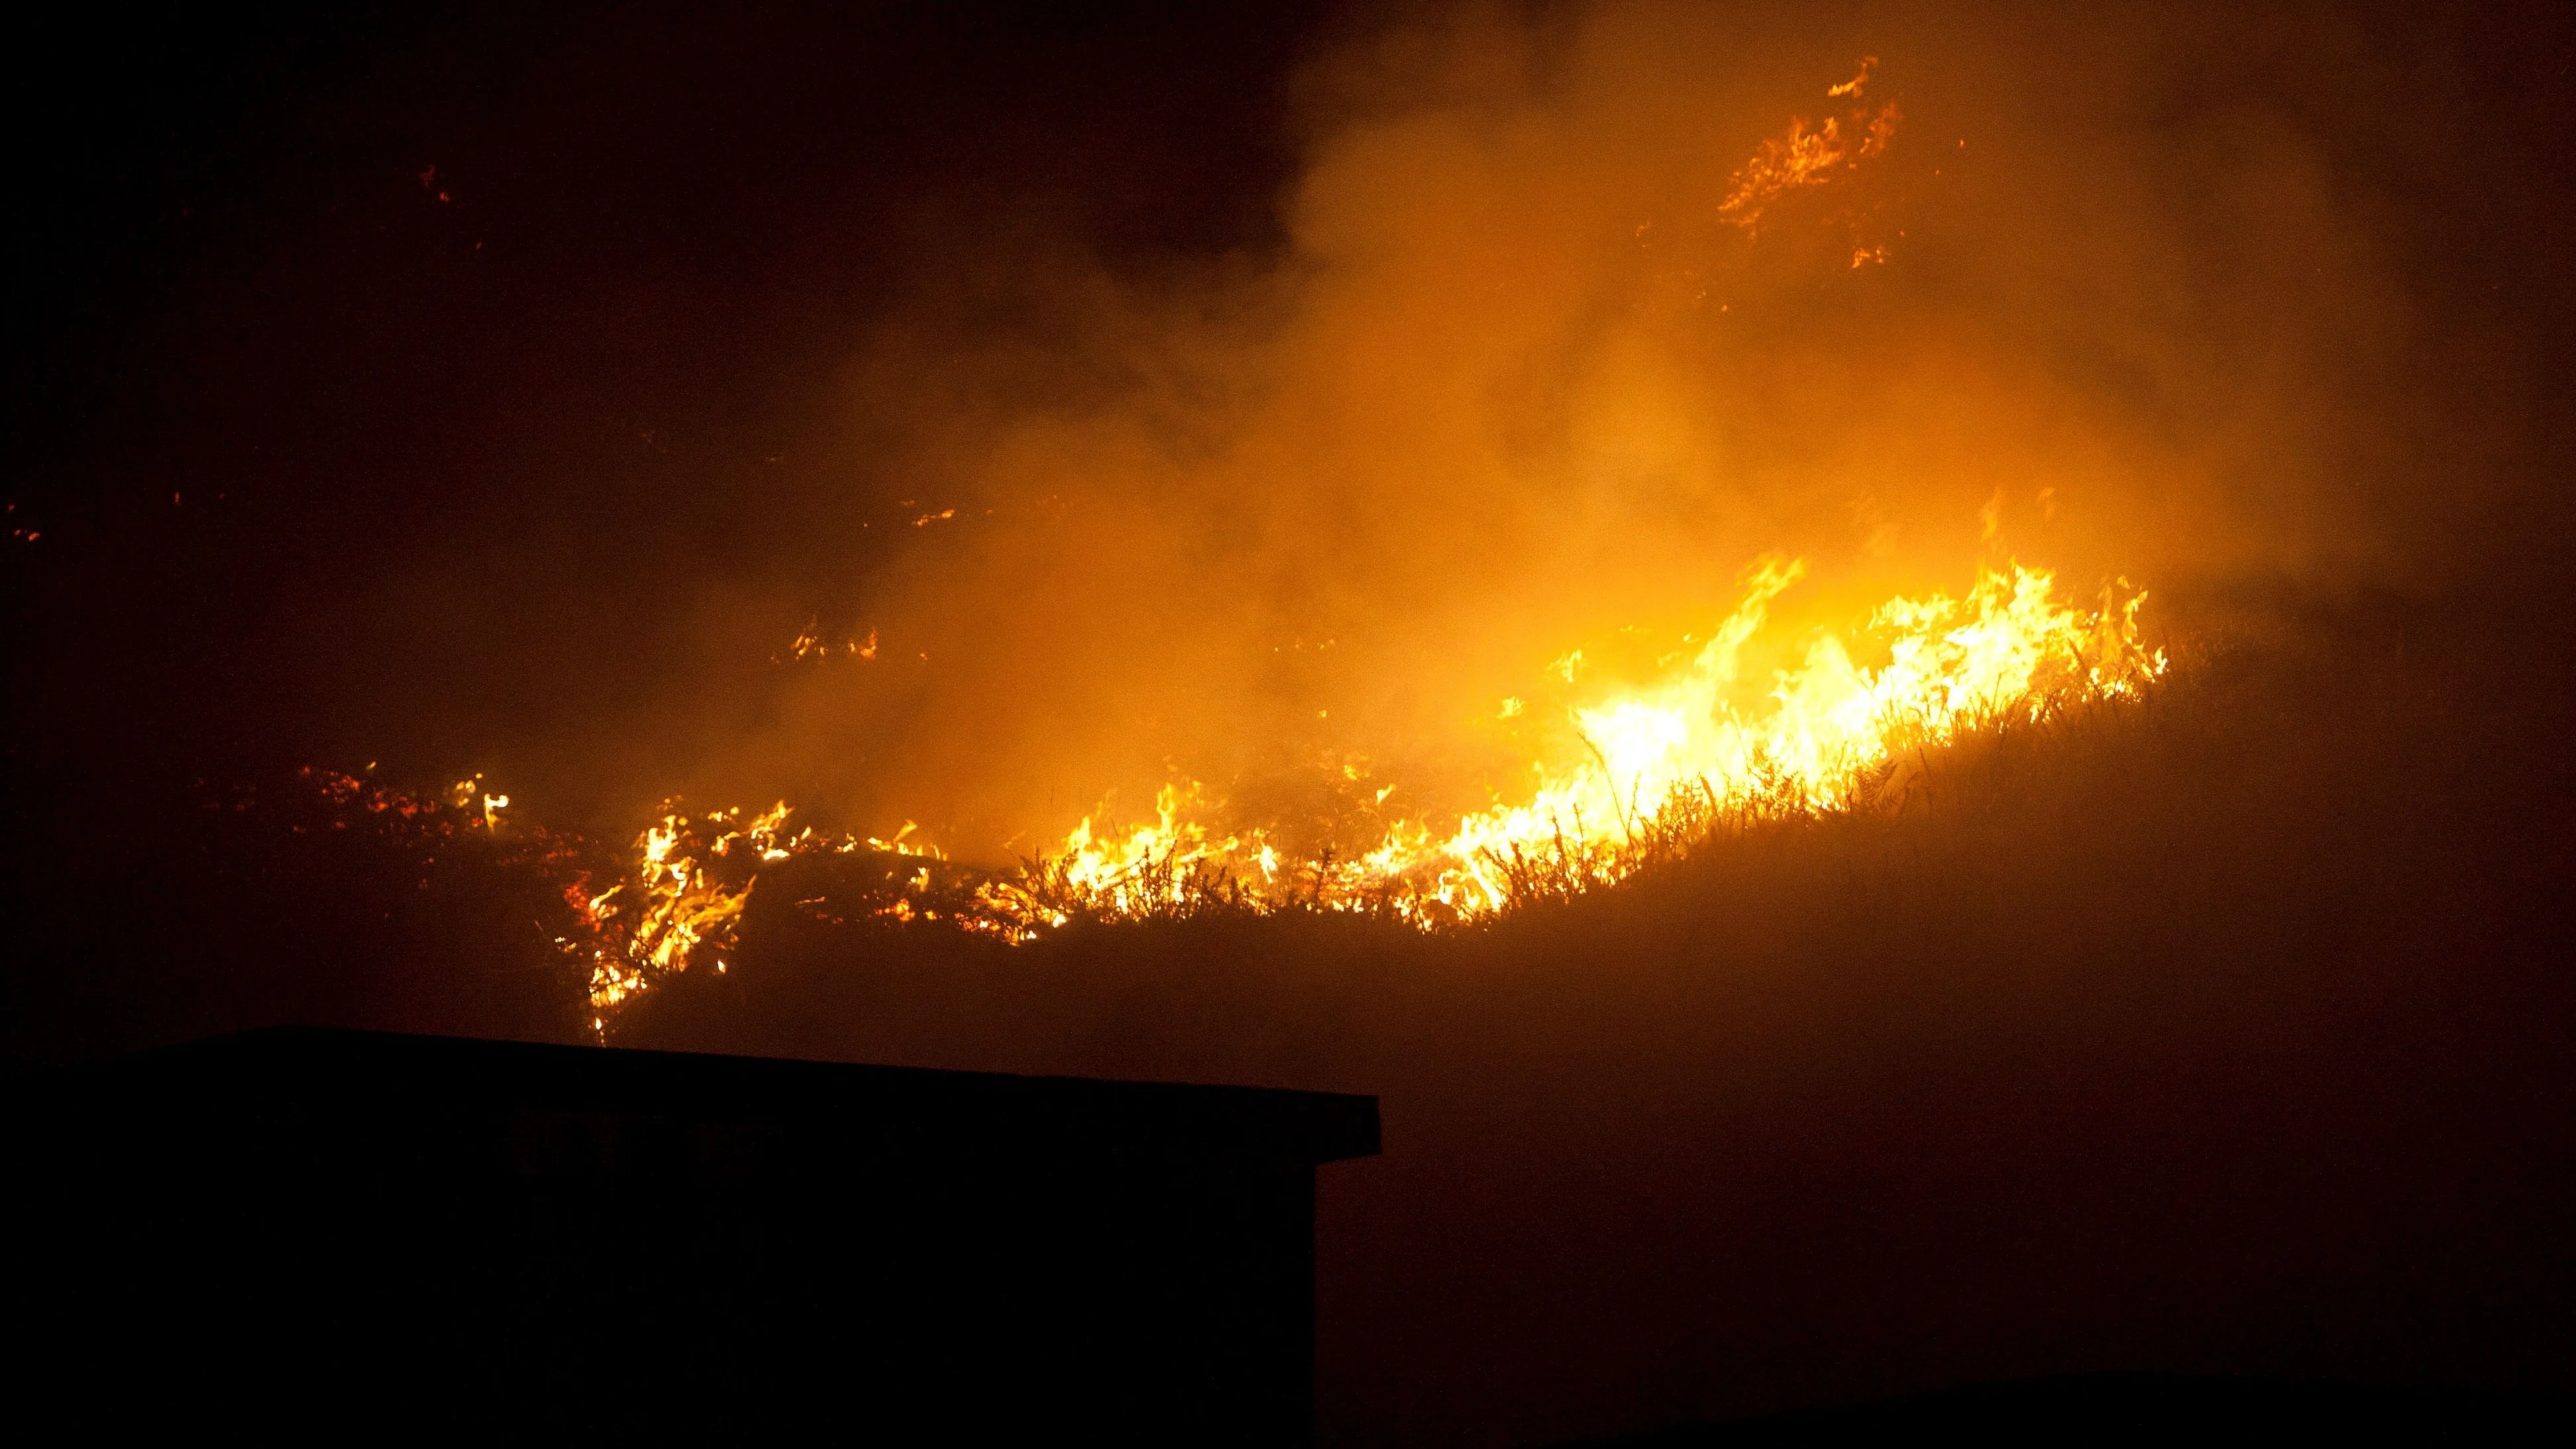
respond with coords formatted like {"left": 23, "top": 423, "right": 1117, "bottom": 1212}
{"left": 1718, "top": 60, "right": 1902, "bottom": 235}
{"left": 1827, "top": 57, "right": 1878, "bottom": 99}
{"left": 576, "top": 801, "right": 801, "bottom": 1008}
{"left": 341, "top": 548, "right": 2164, "bottom": 1020}
{"left": 970, "top": 556, "right": 2163, "bottom": 930}
{"left": 1406, "top": 561, "right": 2158, "bottom": 912}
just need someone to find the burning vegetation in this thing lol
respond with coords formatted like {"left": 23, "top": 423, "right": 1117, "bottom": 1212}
{"left": 329, "top": 553, "right": 2163, "bottom": 1024}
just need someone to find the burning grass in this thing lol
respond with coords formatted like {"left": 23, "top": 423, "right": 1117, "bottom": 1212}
{"left": 525, "top": 556, "right": 2165, "bottom": 1024}
{"left": 9, "top": 549, "right": 2159, "bottom": 1051}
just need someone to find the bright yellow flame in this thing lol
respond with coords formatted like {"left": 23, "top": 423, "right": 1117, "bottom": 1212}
{"left": 563, "top": 551, "right": 2166, "bottom": 1004}
{"left": 963, "top": 555, "right": 2162, "bottom": 933}
{"left": 576, "top": 802, "right": 806, "bottom": 1008}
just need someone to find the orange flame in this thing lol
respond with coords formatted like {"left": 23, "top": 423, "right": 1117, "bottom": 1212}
{"left": 415, "top": 545, "right": 2162, "bottom": 1019}
{"left": 1719, "top": 60, "right": 1902, "bottom": 235}
{"left": 992, "top": 557, "right": 2162, "bottom": 928}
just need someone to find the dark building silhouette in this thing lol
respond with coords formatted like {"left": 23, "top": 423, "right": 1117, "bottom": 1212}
{"left": 1553, "top": 1372, "right": 2567, "bottom": 1446}
{"left": 18, "top": 1027, "right": 1378, "bottom": 1441}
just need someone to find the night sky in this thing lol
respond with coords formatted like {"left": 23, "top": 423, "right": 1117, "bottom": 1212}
{"left": 8, "top": 3, "right": 1338, "bottom": 810}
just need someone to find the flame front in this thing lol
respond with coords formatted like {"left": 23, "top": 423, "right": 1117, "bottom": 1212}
{"left": 971, "top": 557, "right": 2161, "bottom": 932}
{"left": 541, "top": 554, "right": 2163, "bottom": 1012}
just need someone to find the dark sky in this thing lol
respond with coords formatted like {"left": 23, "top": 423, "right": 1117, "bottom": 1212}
{"left": 6, "top": 0, "right": 1332, "bottom": 820}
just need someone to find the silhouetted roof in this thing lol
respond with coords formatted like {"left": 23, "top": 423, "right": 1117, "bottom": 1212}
{"left": 41, "top": 1026, "right": 1381, "bottom": 1171}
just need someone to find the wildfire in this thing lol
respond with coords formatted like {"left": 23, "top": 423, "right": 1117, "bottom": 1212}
{"left": 479, "top": 553, "right": 2164, "bottom": 1014}
{"left": 964, "top": 557, "right": 2161, "bottom": 932}
{"left": 311, "top": 58, "right": 2161, "bottom": 1020}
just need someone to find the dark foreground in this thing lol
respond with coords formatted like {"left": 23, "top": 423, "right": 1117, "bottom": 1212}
{"left": 19, "top": 1026, "right": 1375, "bottom": 1440}
{"left": 11, "top": 607, "right": 2576, "bottom": 1444}
{"left": 1568, "top": 1372, "right": 2564, "bottom": 1444}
